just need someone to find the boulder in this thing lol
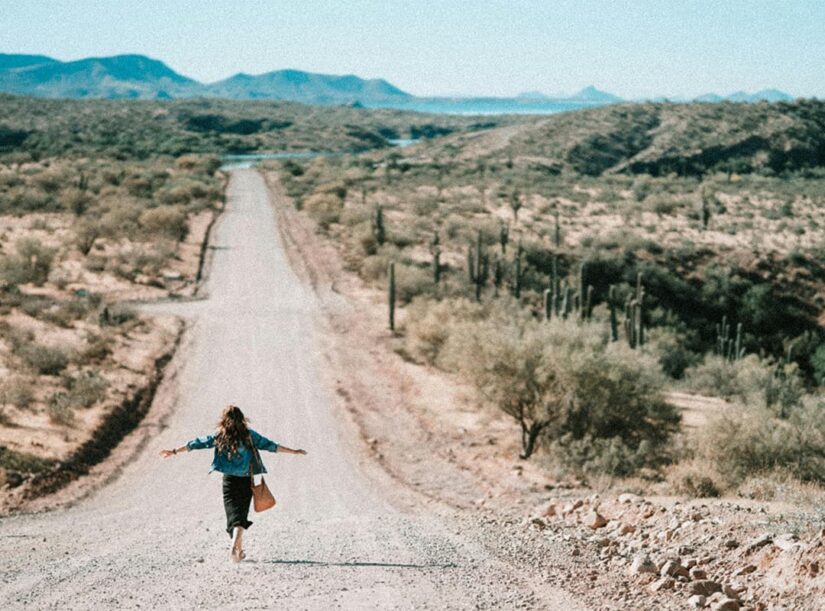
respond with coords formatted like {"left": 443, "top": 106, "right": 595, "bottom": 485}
{"left": 688, "top": 595, "right": 707, "bottom": 609}
{"left": 690, "top": 580, "right": 723, "bottom": 597}
{"left": 710, "top": 599, "right": 739, "bottom": 611}
{"left": 583, "top": 511, "right": 607, "bottom": 529}
{"left": 629, "top": 554, "right": 657, "bottom": 576}
{"left": 649, "top": 576, "right": 675, "bottom": 592}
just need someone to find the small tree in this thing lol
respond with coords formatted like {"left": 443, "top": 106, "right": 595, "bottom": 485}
{"left": 443, "top": 317, "right": 569, "bottom": 458}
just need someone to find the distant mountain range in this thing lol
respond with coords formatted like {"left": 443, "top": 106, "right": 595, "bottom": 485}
{"left": 0, "top": 53, "right": 411, "bottom": 104}
{"left": 693, "top": 89, "right": 795, "bottom": 103}
{"left": 0, "top": 53, "right": 798, "bottom": 109}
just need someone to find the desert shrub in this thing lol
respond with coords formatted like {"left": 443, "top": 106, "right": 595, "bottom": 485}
{"left": 544, "top": 342, "right": 679, "bottom": 475}
{"left": 64, "top": 371, "right": 108, "bottom": 408}
{"left": 18, "top": 342, "right": 71, "bottom": 375}
{"left": 0, "top": 375, "right": 35, "bottom": 409}
{"left": 155, "top": 184, "right": 193, "bottom": 206}
{"left": 441, "top": 313, "right": 568, "bottom": 458}
{"left": 667, "top": 461, "right": 722, "bottom": 498}
{"left": 401, "top": 297, "right": 486, "bottom": 364}
{"left": 0, "top": 238, "right": 56, "bottom": 286}
{"left": 73, "top": 219, "right": 101, "bottom": 255}
{"left": 394, "top": 264, "right": 433, "bottom": 304}
{"left": 303, "top": 192, "right": 342, "bottom": 229}
{"left": 653, "top": 330, "right": 700, "bottom": 379}
{"left": 811, "top": 343, "right": 825, "bottom": 386}
{"left": 440, "top": 312, "right": 679, "bottom": 464}
{"left": 98, "top": 202, "right": 143, "bottom": 237}
{"left": 99, "top": 303, "right": 137, "bottom": 326}
{"left": 107, "top": 245, "right": 171, "bottom": 280}
{"left": 47, "top": 392, "right": 75, "bottom": 426}
{"left": 122, "top": 173, "right": 155, "bottom": 197}
{"left": 59, "top": 187, "right": 91, "bottom": 215}
{"left": 138, "top": 205, "right": 188, "bottom": 241}
{"left": 698, "top": 400, "right": 825, "bottom": 486}
{"left": 30, "top": 169, "right": 64, "bottom": 194}
{"left": 684, "top": 354, "right": 805, "bottom": 415}
{"left": 78, "top": 333, "right": 112, "bottom": 363}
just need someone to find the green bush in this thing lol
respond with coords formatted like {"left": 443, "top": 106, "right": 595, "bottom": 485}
{"left": 698, "top": 400, "right": 825, "bottom": 485}
{"left": 810, "top": 343, "right": 825, "bottom": 386}
{"left": 684, "top": 354, "right": 805, "bottom": 415}
{"left": 437, "top": 308, "right": 679, "bottom": 464}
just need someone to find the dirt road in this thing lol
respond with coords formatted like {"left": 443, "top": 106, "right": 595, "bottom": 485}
{"left": 0, "top": 169, "right": 586, "bottom": 610}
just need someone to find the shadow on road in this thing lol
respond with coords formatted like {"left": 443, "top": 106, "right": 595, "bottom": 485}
{"left": 247, "top": 559, "right": 459, "bottom": 569}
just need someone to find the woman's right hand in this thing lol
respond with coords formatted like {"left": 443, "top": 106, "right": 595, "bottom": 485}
{"left": 159, "top": 449, "right": 176, "bottom": 458}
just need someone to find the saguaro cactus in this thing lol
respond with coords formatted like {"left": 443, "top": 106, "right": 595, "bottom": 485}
{"left": 543, "top": 288, "right": 552, "bottom": 321}
{"left": 499, "top": 222, "right": 509, "bottom": 254}
{"left": 493, "top": 256, "right": 503, "bottom": 296}
{"left": 469, "top": 230, "right": 489, "bottom": 301}
{"left": 561, "top": 283, "right": 570, "bottom": 319}
{"left": 585, "top": 285, "right": 594, "bottom": 321}
{"left": 701, "top": 190, "right": 712, "bottom": 229}
{"left": 372, "top": 205, "right": 386, "bottom": 245}
{"left": 624, "top": 296, "right": 635, "bottom": 347}
{"left": 388, "top": 262, "right": 396, "bottom": 331}
{"left": 430, "top": 233, "right": 441, "bottom": 285}
{"left": 634, "top": 273, "right": 645, "bottom": 347}
{"left": 554, "top": 207, "right": 561, "bottom": 248}
{"left": 511, "top": 242, "right": 524, "bottom": 299}
{"left": 552, "top": 255, "right": 560, "bottom": 314}
{"left": 509, "top": 189, "right": 522, "bottom": 223}
{"left": 716, "top": 317, "right": 745, "bottom": 361}
{"left": 608, "top": 285, "right": 619, "bottom": 341}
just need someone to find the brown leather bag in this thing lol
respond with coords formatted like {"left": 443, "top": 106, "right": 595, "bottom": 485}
{"left": 248, "top": 434, "right": 276, "bottom": 512}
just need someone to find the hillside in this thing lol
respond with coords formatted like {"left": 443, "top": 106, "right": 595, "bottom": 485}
{"left": 0, "top": 54, "right": 199, "bottom": 99}
{"left": 206, "top": 69, "right": 412, "bottom": 104}
{"left": 433, "top": 100, "right": 825, "bottom": 176}
{"left": 0, "top": 94, "right": 520, "bottom": 158}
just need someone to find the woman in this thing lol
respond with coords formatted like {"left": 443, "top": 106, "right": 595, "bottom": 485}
{"left": 160, "top": 404, "right": 307, "bottom": 562}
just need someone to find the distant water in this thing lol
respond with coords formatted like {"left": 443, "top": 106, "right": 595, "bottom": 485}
{"left": 220, "top": 138, "right": 419, "bottom": 170}
{"left": 365, "top": 98, "right": 612, "bottom": 116}
{"left": 220, "top": 151, "right": 331, "bottom": 170}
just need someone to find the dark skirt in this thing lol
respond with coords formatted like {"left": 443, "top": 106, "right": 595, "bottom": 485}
{"left": 222, "top": 474, "right": 253, "bottom": 537}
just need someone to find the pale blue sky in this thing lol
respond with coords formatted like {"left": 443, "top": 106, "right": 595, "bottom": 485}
{"left": 1, "top": 0, "right": 823, "bottom": 98}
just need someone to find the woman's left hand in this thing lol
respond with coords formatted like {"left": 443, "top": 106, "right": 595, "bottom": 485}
{"left": 159, "top": 449, "right": 176, "bottom": 458}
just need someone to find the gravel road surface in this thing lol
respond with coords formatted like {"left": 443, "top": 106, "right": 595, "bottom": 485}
{"left": 0, "top": 169, "right": 586, "bottom": 610}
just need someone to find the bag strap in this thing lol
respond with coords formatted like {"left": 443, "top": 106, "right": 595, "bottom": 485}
{"left": 247, "top": 432, "right": 263, "bottom": 479}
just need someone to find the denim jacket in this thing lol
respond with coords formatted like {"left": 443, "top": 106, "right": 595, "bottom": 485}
{"left": 186, "top": 429, "right": 279, "bottom": 476}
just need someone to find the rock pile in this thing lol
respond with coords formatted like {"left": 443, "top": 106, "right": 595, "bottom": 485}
{"left": 529, "top": 493, "right": 825, "bottom": 610}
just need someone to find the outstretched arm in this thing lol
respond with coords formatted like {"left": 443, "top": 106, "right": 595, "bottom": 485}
{"left": 250, "top": 430, "right": 306, "bottom": 455}
{"left": 276, "top": 445, "right": 307, "bottom": 455}
{"left": 159, "top": 445, "right": 189, "bottom": 458}
{"left": 160, "top": 434, "right": 215, "bottom": 458}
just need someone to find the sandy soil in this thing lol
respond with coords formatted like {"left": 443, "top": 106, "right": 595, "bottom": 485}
{"left": 0, "top": 170, "right": 589, "bottom": 610}
{"left": 0, "top": 201, "right": 217, "bottom": 500}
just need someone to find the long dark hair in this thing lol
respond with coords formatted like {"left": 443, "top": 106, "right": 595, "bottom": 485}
{"left": 215, "top": 405, "right": 250, "bottom": 457}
